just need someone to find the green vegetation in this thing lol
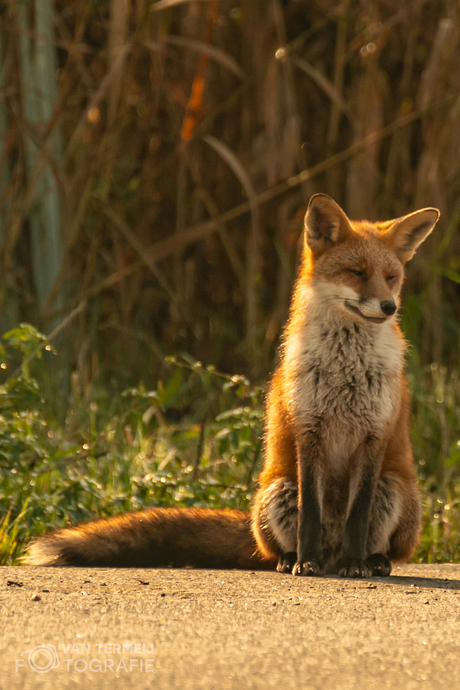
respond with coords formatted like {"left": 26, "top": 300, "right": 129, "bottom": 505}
{"left": 0, "top": 324, "right": 459, "bottom": 566}
{"left": 1, "top": 3, "right": 459, "bottom": 564}
{"left": 410, "top": 361, "right": 460, "bottom": 563}
{"left": 0, "top": 325, "right": 265, "bottom": 564}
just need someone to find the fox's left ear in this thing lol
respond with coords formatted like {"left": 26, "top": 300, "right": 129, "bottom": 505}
{"left": 304, "top": 194, "right": 357, "bottom": 257}
{"left": 384, "top": 208, "right": 440, "bottom": 264}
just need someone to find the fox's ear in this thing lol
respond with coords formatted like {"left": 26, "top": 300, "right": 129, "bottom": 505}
{"left": 304, "top": 194, "right": 356, "bottom": 257}
{"left": 384, "top": 208, "right": 440, "bottom": 264}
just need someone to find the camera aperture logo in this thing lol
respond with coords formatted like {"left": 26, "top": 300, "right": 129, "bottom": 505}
{"left": 15, "top": 642, "right": 154, "bottom": 674}
{"left": 18, "top": 645, "right": 60, "bottom": 674}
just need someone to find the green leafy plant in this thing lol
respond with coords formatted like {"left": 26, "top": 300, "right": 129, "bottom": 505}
{"left": 411, "top": 362, "right": 460, "bottom": 563}
{"left": 0, "top": 330, "right": 267, "bottom": 564}
{"left": 0, "top": 325, "right": 459, "bottom": 566}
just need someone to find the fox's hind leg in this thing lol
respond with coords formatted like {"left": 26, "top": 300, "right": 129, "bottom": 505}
{"left": 386, "top": 476, "right": 421, "bottom": 563}
{"left": 366, "top": 472, "right": 421, "bottom": 575}
{"left": 252, "top": 478, "right": 298, "bottom": 572}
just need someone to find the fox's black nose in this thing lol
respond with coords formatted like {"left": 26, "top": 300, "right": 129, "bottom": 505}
{"left": 380, "top": 300, "right": 396, "bottom": 316}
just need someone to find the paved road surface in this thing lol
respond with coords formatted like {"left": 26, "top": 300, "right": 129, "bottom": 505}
{"left": 1, "top": 564, "right": 460, "bottom": 689}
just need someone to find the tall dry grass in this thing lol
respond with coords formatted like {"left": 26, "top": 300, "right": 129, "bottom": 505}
{"left": 0, "top": 0, "right": 459, "bottom": 382}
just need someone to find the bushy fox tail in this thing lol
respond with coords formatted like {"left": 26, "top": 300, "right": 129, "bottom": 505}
{"left": 23, "top": 507, "right": 277, "bottom": 570}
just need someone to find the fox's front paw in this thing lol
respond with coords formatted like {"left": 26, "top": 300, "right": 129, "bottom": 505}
{"left": 337, "top": 558, "right": 372, "bottom": 578}
{"left": 365, "top": 553, "right": 392, "bottom": 577}
{"left": 292, "top": 559, "right": 324, "bottom": 577}
{"left": 277, "top": 552, "right": 297, "bottom": 574}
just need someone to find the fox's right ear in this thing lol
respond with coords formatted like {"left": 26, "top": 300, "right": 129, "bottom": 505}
{"left": 304, "top": 194, "right": 356, "bottom": 257}
{"left": 383, "top": 207, "right": 440, "bottom": 264}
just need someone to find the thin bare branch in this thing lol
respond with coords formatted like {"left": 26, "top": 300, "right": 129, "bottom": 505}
{"left": 161, "top": 36, "right": 245, "bottom": 79}
{"left": 151, "top": 0, "right": 209, "bottom": 11}
{"left": 291, "top": 55, "right": 355, "bottom": 126}
{"left": 64, "top": 44, "right": 131, "bottom": 165}
{"left": 54, "top": 95, "right": 457, "bottom": 318}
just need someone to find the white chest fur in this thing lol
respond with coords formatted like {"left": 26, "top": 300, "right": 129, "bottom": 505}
{"left": 283, "top": 300, "right": 405, "bottom": 473}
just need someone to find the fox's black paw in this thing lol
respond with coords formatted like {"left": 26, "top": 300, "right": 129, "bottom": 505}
{"left": 292, "top": 559, "right": 324, "bottom": 577}
{"left": 337, "top": 558, "right": 372, "bottom": 578}
{"left": 366, "top": 553, "right": 392, "bottom": 577}
{"left": 277, "top": 552, "right": 297, "bottom": 574}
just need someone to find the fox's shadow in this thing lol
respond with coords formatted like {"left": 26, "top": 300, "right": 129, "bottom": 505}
{"left": 324, "top": 574, "right": 460, "bottom": 591}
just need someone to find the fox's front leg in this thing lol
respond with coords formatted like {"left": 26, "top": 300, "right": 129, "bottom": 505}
{"left": 337, "top": 437, "right": 386, "bottom": 578}
{"left": 293, "top": 438, "right": 324, "bottom": 576}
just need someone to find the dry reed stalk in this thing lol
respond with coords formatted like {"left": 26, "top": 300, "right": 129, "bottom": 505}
{"left": 326, "top": 0, "right": 349, "bottom": 198}
{"left": 99, "top": 0, "right": 129, "bottom": 202}
{"left": 271, "top": 0, "right": 306, "bottom": 195}
{"left": 180, "top": 0, "right": 219, "bottom": 142}
{"left": 346, "top": 59, "right": 383, "bottom": 220}
{"left": 1, "top": 0, "right": 460, "bottom": 377}
{"left": 103, "top": 205, "right": 189, "bottom": 325}
{"left": 413, "top": 17, "right": 456, "bottom": 363}
{"left": 182, "top": 146, "right": 246, "bottom": 292}
{"left": 43, "top": 174, "right": 94, "bottom": 320}
{"left": 263, "top": 194, "right": 299, "bottom": 359}
{"left": 203, "top": 133, "right": 260, "bottom": 357}
{"left": 168, "top": 1, "right": 220, "bottom": 343}
{"left": 15, "top": 0, "right": 63, "bottom": 315}
{"left": 42, "top": 92, "right": 458, "bottom": 327}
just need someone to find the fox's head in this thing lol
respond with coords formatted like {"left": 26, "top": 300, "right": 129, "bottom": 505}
{"left": 303, "top": 194, "right": 440, "bottom": 324}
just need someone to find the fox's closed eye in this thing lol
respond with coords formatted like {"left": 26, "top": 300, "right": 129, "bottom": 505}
{"left": 349, "top": 269, "right": 365, "bottom": 277}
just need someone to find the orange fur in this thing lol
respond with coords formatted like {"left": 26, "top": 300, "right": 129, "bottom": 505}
{"left": 252, "top": 195, "right": 439, "bottom": 577}
{"left": 24, "top": 507, "right": 276, "bottom": 569}
{"left": 24, "top": 195, "right": 439, "bottom": 576}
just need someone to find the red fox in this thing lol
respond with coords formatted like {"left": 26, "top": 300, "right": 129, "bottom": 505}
{"left": 24, "top": 194, "right": 439, "bottom": 577}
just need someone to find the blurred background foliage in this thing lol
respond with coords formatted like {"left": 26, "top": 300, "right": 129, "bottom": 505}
{"left": 0, "top": 0, "right": 459, "bottom": 563}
